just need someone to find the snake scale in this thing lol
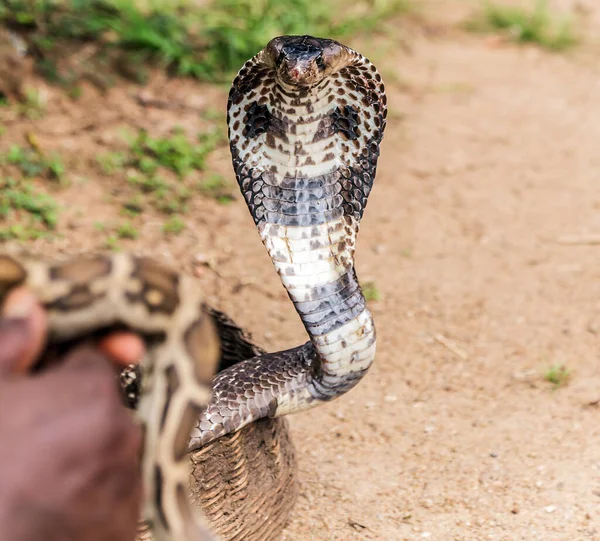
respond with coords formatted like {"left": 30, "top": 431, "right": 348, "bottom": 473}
{"left": 0, "top": 35, "right": 386, "bottom": 541}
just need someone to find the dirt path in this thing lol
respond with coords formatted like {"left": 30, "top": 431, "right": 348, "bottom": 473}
{"left": 279, "top": 7, "right": 600, "bottom": 541}
{"left": 3, "top": 2, "right": 600, "bottom": 540}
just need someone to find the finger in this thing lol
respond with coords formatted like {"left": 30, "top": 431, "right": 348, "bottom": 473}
{"left": 0, "top": 288, "right": 47, "bottom": 374}
{"left": 58, "top": 345, "right": 114, "bottom": 376}
{"left": 98, "top": 332, "right": 145, "bottom": 368}
{"left": 0, "top": 318, "right": 30, "bottom": 376}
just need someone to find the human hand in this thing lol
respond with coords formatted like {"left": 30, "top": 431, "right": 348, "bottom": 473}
{"left": 0, "top": 287, "right": 144, "bottom": 541}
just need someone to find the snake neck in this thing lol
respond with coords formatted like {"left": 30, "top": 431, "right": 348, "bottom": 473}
{"left": 259, "top": 219, "right": 376, "bottom": 401}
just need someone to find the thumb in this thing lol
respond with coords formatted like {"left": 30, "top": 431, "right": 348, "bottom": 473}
{"left": 0, "top": 288, "right": 47, "bottom": 376}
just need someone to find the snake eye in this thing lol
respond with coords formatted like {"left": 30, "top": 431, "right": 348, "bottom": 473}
{"left": 315, "top": 54, "right": 326, "bottom": 71}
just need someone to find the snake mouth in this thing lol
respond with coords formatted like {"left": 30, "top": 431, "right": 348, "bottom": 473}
{"left": 277, "top": 60, "right": 322, "bottom": 86}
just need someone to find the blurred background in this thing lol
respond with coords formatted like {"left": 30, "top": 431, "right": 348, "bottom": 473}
{"left": 1, "top": 1, "right": 600, "bottom": 539}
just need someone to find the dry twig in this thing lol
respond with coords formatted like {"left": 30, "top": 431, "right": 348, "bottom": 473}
{"left": 556, "top": 234, "right": 600, "bottom": 245}
{"left": 433, "top": 333, "right": 468, "bottom": 360}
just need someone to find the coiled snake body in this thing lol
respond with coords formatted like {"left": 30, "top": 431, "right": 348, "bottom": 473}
{"left": 0, "top": 35, "right": 386, "bottom": 541}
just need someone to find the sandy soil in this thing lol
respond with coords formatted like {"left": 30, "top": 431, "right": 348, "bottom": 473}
{"left": 2, "top": 1, "right": 600, "bottom": 540}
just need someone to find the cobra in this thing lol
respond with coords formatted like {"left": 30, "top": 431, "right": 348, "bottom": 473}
{"left": 0, "top": 35, "right": 386, "bottom": 541}
{"left": 191, "top": 34, "right": 387, "bottom": 449}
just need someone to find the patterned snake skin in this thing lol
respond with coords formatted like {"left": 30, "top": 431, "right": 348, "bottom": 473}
{"left": 0, "top": 254, "right": 220, "bottom": 541}
{"left": 190, "top": 35, "right": 387, "bottom": 451}
{"left": 0, "top": 35, "right": 386, "bottom": 541}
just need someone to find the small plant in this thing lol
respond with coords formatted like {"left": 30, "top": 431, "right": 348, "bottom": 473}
{"left": 198, "top": 173, "right": 236, "bottom": 204}
{"left": 362, "top": 281, "right": 382, "bottom": 302}
{"left": 543, "top": 364, "right": 571, "bottom": 388}
{"left": 0, "top": 178, "right": 59, "bottom": 239}
{"left": 465, "top": 0, "right": 578, "bottom": 51}
{"left": 116, "top": 221, "right": 138, "bottom": 240}
{"left": 163, "top": 216, "right": 186, "bottom": 235}
{"left": 45, "top": 153, "right": 65, "bottom": 181}
{"left": 2, "top": 145, "right": 66, "bottom": 183}
{"left": 97, "top": 152, "right": 127, "bottom": 175}
{"left": 18, "top": 88, "right": 46, "bottom": 119}
{"left": 122, "top": 196, "right": 145, "bottom": 216}
{"left": 105, "top": 236, "right": 121, "bottom": 251}
{"left": 127, "top": 173, "right": 169, "bottom": 194}
{"left": 126, "top": 174, "right": 190, "bottom": 215}
{"left": 155, "top": 187, "right": 191, "bottom": 214}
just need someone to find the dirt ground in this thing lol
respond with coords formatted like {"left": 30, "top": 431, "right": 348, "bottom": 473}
{"left": 3, "top": 1, "right": 600, "bottom": 540}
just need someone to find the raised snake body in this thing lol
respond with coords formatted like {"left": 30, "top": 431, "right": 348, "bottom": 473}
{"left": 191, "top": 35, "right": 387, "bottom": 450}
{"left": 0, "top": 35, "right": 386, "bottom": 541}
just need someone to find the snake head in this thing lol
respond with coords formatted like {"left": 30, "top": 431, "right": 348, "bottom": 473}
{"left": 264, "top": 35, "right": 350, "bottom": 86}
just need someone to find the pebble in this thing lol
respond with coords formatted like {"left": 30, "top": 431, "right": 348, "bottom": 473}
{"left": 67, "top": 219, "right": 83, "bottom": 230}
{"left": 545, "top": 505, "right": 556, "bottom": 514}
{"left": 194, "top": 253, "right": 211, "bottom": 264}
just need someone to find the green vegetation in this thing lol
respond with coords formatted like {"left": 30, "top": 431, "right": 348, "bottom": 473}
{"left": 104, "top": 235, "right": 121, "bottom": 251}
{"left": 116, "top": 221, "right": 138, "bottom": 239}
{"left": 125, "top": 173, "right": 191, "bottom": 214}
{"left": 100, "top": 127, "right": 221, "bottom": 181}
{"left": 96, "top": 126, "right": 234, "bottom": 213}
{"left": 0, "top": 125, "right": 226, "bottom": 243}
{"left": 0, "top": 178, "right": 59, "bottom": 240}
{"left": 543, "top": 364, "right": 571, "bottom": 388}
{"left": 198, "top": 173, "right": 236, "bottom": 205}
{"left": 362, "top": 281, "right": 382, "bottom": 302}
{"left": 466, "top": 0, "right": 578, "bottom": 51}
{"left": 18, "top": 88, "right": 46, "bottom": 119}
{"left": 0, "top": 0, "right": 413, "bottom": 86}
{"left": 2, "top": 145, "right": 66, "bottom": 183}
{"left": 162, "top": 216, "right": 186, "bottom": 235}
{"left": 0, "top": 143, "right": 63, "bottom": 239}
{"left": 97, "top": 151, "right": 127, "bottom": 175}
{"left": 127, "top": 128, "right": 221, "bottom": 178}
{"left": 121, "top": 195, "right": 144, "bottom": 216}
